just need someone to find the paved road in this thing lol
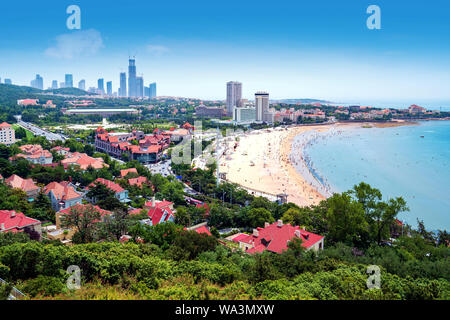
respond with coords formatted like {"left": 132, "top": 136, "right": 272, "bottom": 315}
{"left": 17, "top": 120, "right": 67, "bottom": 142}
{"left": 145, "top": 159, "right": 172, "bottom": 178}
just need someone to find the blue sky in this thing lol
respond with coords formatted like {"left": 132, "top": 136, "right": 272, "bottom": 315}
{"left": 1, "top": 0, "right": 450, "bottom": 106}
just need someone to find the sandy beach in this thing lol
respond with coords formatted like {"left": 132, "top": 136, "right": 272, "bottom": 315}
{"left": 220, "top": 121, "right": 418, "bottom": 207}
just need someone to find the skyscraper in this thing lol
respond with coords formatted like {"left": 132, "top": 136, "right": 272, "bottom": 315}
{"left": 150, "top": 82, "right": 157, "bottom": 98}
{"left": 128, "top": 58, "right": 137, "bottom": 97}
{"left": 78, "top": 80, "right": 86, "bottom": 90}
{"left": 98, "top": 78, "right": 104, "bottom": 94}
{"left": 4, "top": 79, "right": 12, "bottom": 85}
{"left": 65, "top": 74, "right": 73, "bottom": 88}
{"left": 144, "top": 86, "right": 150, "bottom": 97}
{"left": 51, "top": 80, "right": 58, "bottom": 90}
{"left": 106, "top": 81, "right": 112, "bottom": 96}
{"left": 31, "top": 74, "right": 43, "bottom": 90}
{"left": 136, "top": 77, "right": 144, "bottom": 98}
{"left": 119, "top": 72, "right": 127, "bottom": 97}
{"left": 226, "top": 81, "right": 242, "bottom": 116}
{"left": 255, "top": 92, "right": 270, "bottom": 122}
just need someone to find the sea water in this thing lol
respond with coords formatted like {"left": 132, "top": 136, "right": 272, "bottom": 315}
{"left": 301, "top": 121, "right": 450, "bottom": 231}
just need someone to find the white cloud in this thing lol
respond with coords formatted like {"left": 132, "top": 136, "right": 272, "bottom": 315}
{"left": 146, "top": 44, "right": 170, "bottom": 56}
{"left": 45, "top": 29, "right": 104, "bottom": 59}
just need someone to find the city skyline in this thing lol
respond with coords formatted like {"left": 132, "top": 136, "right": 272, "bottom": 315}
{"left": 0, "top": 1, "right": 450, "bottom": 105}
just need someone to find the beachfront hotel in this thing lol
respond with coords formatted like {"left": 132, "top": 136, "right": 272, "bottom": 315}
{"left": 226, "top": 81, "right": 242, "bottom": 116}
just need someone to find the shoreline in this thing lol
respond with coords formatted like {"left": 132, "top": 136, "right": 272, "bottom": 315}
{"left": 221, "top": 121, "right": 421, "bottom": 207}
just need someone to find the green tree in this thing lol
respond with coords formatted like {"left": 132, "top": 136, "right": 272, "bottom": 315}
{"left": 60, "top": 204, "right": 103, "bottom": 243}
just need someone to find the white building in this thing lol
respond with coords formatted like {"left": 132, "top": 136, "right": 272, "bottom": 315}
{"left": 255, "top": 92, "right": 272, "bottom": 123}
{"left": 0, "top": 122, "right": 15, "bottom": 146}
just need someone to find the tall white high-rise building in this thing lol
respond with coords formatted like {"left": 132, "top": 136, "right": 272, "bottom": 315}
{"left": 255, "top": 92, "right": 270, "bottom": 122}
{"left": 226, "top": 81, "right": 242, "bottom": 116}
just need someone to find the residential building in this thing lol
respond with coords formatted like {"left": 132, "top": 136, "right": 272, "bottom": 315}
{"left": 43, "top": 181, "right": 83, "bottom": 212}
{"left": 408, "top": 104, "right": 427, "bottom": 114}
{"left": 226, "top": 81, "right": 242, "bottom": 116}
{"left": 106, "top": 81, "right": 112, "bottom": 96}
{"left": 128, "top": 58, "right": 137, "bottom": 97}
{"left": 5, "top": 174, "right": 40, "bottom": 199}
{"left": 17, "top": 99, "right": 39, "bottom": 106}
{"left": 60, "top": 152, "right": 109, "bottom": 170}
{"left": 136, "top": 77, "right": 144, "bottom": 98}
{"left": 233, "top": 106, "right": 256, "bottom": 123}
{"left": 11, "top": 144, "right": 53, "bottom": 165}
{"left": 78, "top": 79, "right": 86, "bottom": 90}
{"left": 235, "top": 220, "right": 324, "bottom": 254}
{"left": 0, "top": 122, "right": 15, "bottom": 146}
{"left": 65, "top": 74, "right": 73, "bottom": 88}
{"left": 87, "top": 178, "right": 129, "bottom": 202}
{"left": 50, "top": 204, "right": 111, "bottom": 242}
{"left": 149, "top": 82, "right": 157, "bottom": 98}
{"left": 50, "top": 146, "right": 70, "bottom": 156}
{"left": 98, "top": 78, "right": 104, "bottom": 94}
{"left": 95, "top": 127, "right": 169, "bottom": 163}
{"left": 196, "top": 105, "right": 226, "bottom": 118}
{"left": 51, "top": 80, "right": 58, "bottom": 89}
{"left": 0, "top": 210, "right": 41, "bottom": 239}
{"left": 119, "top": 72, "right": 127, "bottom": 97}
{"left": 120, "top": 168, "right": 138, "bottom": 178}
{"left": 139, "top": 198, "right": 175, "bottom": 227}
{"left": 31, "top": 74, "right": 44, "bottom": 90}
{"left": 128, "top": 176, "right": 149, "bottom": 188}
{"left": 255, "top": 92, "right": 270, "bottom": 122}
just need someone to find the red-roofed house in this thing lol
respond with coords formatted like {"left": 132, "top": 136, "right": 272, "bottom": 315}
{"left": 120, "top": 168, "right": 138, "bottom": 178}
{"left": 0, "top": 210, "right": 41, "bottom": 239}
{"left": 43, "top": 181, "right": 83, "bottom": 211}
{"left": 51, "top": 146, "right": 70, "bottom": 156}
{"left": 141, "top": 206, "right": 175, "bottom": 227}
{"left": 61, "top": 152, "right": 108, "bottom": 170}
{"left": 87, "top": 178, "right": 129, "bottom": 202}
{"left": 50, "top": 204, "right": 112, "bottom": 242}
{"left": 185, "top": 222, "right": 212, "bottom": 236}
{"left": 128, "top": 176, "right": 150, "bottom": 188}
{"left": 5, "top": 174, "right": 40, "bottom": 199}
{"left": 12, "top": 144, "right": 53, "bottom": 165}
{"left": 237, "top": 220, "right": 324, "bottom": 254}
{"left": 144, "top": 197, "right": 174, "bottom": 211}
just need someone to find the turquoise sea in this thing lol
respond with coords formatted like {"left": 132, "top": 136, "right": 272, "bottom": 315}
{"left": 302, "top": 120, "right": 450, "bottom": 231}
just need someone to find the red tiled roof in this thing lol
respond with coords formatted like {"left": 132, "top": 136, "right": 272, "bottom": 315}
{"left": 5, "top": 174, "right": 39, "bottom": 193}
{"left": 0, "top": 210, "right": 40, "bottom": 233}
{"left": 43, "top": 181, "right": 82, "bottom": 201}
{"left": 89, "top": 178, "right": 125, "bottom": 194}
{"left": 144, "top": 199, "right": 173, "bottom": 209}
{"left": 238, "top": 222, "right": 324, "bottom": 254}
{"left": 120, "top": 168, "right": 138, "bottom": 177}
{"left": 128, "top": 176, "right": 148, "bottom": 187}
{"left": 147, "top": 207, "right": 174, "bottom": 225}
{"left": 0, "top": 122, "right": 11, "bottom": 128}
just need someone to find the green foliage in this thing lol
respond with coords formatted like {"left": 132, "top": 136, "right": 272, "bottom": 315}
{"left": 21, "top": 275, "right": 65, "bottom": 298}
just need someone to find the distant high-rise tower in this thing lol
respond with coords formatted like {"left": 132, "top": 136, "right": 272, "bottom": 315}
{"left": 51, "top": 80, "right": 58, "bottom": 90}
{"left": 226, "top": 81, "right": 242, "bottom": 117}
{"left": 150, "top": 82, "right": 157, "bottom": 98}
{"left": 136, "top": 77, "right": 144, "bottom": 98}
{"left": 98, "top": 78, "right": 104, "bottom": 94}
{"left": 128, "top": 58, "right": 137, "bottom": 97}
{"left": 31, "top": 74, "right": 43, "bottom": 90}
{"left": 4, "top": 79, "right": 12, "bottom": 85}
{"left": 78, "top": 80, "right": 86, "bottom": 90}
{"left": 65, "top": 74, "right": 73, "bottom": 88}
{"left": 119, "top": 72, "right": 127, "bottom": 97}
{"left": 255, "top": 92, "right": 270, "bottom": 122}
{"left": 106, "top": 81, "right": 112, "bottom": 96}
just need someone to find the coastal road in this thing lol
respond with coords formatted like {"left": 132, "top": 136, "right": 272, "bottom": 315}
{"left": 16, "top": 119, "right": 67, "bottom": 142}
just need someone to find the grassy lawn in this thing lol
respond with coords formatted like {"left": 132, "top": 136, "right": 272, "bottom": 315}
{"left": 12, "top": 124, "right": 34, "bottom": 139}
